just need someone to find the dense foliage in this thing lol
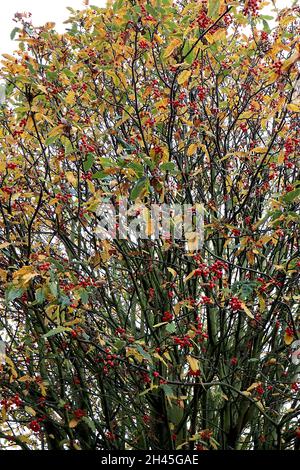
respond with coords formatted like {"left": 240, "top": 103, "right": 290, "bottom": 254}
{"left": 0, "top": 0, "right": 299, "bottom": 450}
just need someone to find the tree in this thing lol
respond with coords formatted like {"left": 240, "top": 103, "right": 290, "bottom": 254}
{"left": 0, "top": 0, "right": 299, "bottom": 450}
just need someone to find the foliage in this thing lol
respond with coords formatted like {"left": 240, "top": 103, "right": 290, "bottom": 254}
{"left": 0, "top": 0, "right": 299, "bottom": 450}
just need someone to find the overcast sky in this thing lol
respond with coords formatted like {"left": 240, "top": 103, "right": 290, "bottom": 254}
{"left": 0, "top": 0, "right": 295, "bottom": 57}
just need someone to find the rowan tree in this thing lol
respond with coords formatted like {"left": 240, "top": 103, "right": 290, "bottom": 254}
{"left": 0, "top": 0, "right": 299, "bottom": 450}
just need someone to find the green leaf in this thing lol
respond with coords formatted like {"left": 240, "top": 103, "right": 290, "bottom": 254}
{"left": 35, "top": 288, "right": 45, "bottom": 305}
{"left": 208, "top": 0, "right": 220, "bottom": 19}
{"left": 128, "top": 162, "right": 144, "bottom": 178}
{"left": 166, "top": 322, "right": 176, "bottom": 333}
{"left": 282, "top": 187, "right": 300, "bottom": 203}
{"left": 43, "top": 326, "right": 71, "bottom": 338}
{"left": 160, "top": 162, "right": 176, "bottom": 172}
{"left": 130, "top": 177, "right": 148, "bottom": 201}
{"left": 10, "top": 27, "right": 20, "bottom": 40}
{"left": 61, "top": 136, "right": 73, "bottom": 156}
{"left": 136, "top": 344, "right": 152, "bottom": 362}
{"left": 6, "top": 286, "right": 24, "bottom": 302}
{"left": 45, "top": 134, "right": 59, "bottom": 147}
{"left": 93, "top": 171, "right": 108, "bottom": 179}
{"left": 49, "top": 282, "right": 58, "bottom": 297}
{"left": 83, "top": 153, "right": 94, "bottom": 171}
{"left": 161, "top": 384, "right": 173, "bottom": 396}
{"left": 79, "top": 288, "right": 89, "bottom": 304}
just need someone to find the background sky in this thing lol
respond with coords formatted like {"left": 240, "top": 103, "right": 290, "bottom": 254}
{"left": 0, "top": 0, "right": 295, "bottom": 57}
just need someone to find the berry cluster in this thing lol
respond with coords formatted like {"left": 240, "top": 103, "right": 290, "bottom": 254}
{"left": 229, "top": 297, "right": 243, "bottom": 312}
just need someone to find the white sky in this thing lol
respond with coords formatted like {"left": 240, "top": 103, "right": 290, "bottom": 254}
{"left": 0, "top": 0, "right": 295, "bottom": 57}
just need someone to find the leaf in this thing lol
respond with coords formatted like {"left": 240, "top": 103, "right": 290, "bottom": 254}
{"left": 126, "top": 346, "right": 144, "bottom": 363}
{"left": 25, "top": 406, "right": 36, "bottom": 416}
{"left": 10, "top": 27, "right": 20, "bottom": 40}
{"left": 241, "top": 303, "right": 254, "bottom": 319}
{"left": 167, "top": 267, "right": 177, "bottom": 277}
{"left": 65, "top": 90, "right": 76, "bottom": 105}
{"left": 187, "top": 143, "right": 198, "bottom": 156}
{"left": 45, "top": 134, "right": 59, "bottom": 146}
{"left": 284, "top": 332, "right": 294, "bottom": 345}
{"left": 69, "top": 419, "right": 79, "bottom": 428}
{"left": 161, "top": 384, "right": 173, "bottom": 396}
{"left": 43, "top": 326, "right": 71, "bottom": 339}
{"left": 208, "top": 0, "right": 221, "bottom": 19}
{"left": 187, "top": 355, "right": 199, "bottom": 372}
{"left": 83, "top": 153, "right": 94, "bottom": 171}
{"left": 163, "top": 38, "right": 181, "bottom": 58}
{"left": 130, "top": 177, "right": 148, "bottom": 201}
{"left": 6, "top": 286, "right": 24, "bottom": 302}
{"left": 35, "top": 288, "right": 45, "bottom": 304}
{"left": 246, "top": 382, "right": 261, "bottom": 392}
{"left": 184, "top": 270, "right": 196, "bottom": 283}
{"left": 177, "top": 69, "right": 191, "bottom": 85}
{"left": 283, "top": 187, "right": 300, "bottom": 203}
{"left": 166, "top": 322, "right": 176, "bottom": 333}
{"left": 160, "top": 162, "right": 176, "bottom": 172}
{"left": 287, "top": 103, "right": 300, "bottom": 112}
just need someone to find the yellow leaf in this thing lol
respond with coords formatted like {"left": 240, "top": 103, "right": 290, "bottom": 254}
{"left": 163, "top": 38, "right": 181, "bottom": 58}
{"left": 177, "top": 69, "right": 191, "bottom": 85}
{"left": 65, "top": 90, "right": 76, "bottom": 105}
{"left": 187, "top": 355, "right": 199, "bottom": 372}
{"left": 187, "top": 143, "right": 198, "bottom": 156}
{"left": 287, "top": 103, "right": 300, "bottom": 112}
{"left": 69, "top": 419, "right": 79, "bottom": 428}
{"left": 126, "top": 347, "right": 144, "bottom": 363}
{"left": 184, "top": 269, "right": 196, "bottom": 283}
{"left": 251, "top": 147, "right": 268, "bottom": 154}
{"left": 284, "top": 332, "right": 294, "bottom": 345}
{"left": 0, "top": 242, "right": 10, "bottom": 249}
{"left": 241, "top": 303, "right": 254, "bottom": 319}
{"left": 246, "top": 382, "right": 261, "bottom": 392}
{"left": 25, "top": 406, "right": 36, "bottom": 416}
{"left": 167, "top": 267, "right": 177, "bottom": 278}
{"left": 65, "top": 171, "right": 77, "bottom": 186}
{"left": 173, "top": 303, "right": 181, "bottom": 316}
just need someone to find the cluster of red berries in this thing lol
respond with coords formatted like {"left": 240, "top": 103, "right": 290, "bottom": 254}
{"left": 197, "top": 86, "right": 206, "bottom": 101}
{"left": 273, "top": 60, "right": 283, "bottom": 75}
{"left": 256, "top": 384, "right": 264, "bottom": 396}
{"left": 229, "top": 297, "right": 243, "bottom": 312}
{"left": 79, "top": 136, "right": 95, "bottom": 153}
{"left": 261, "top": 31, "right": 269, "bottom": 41}
{"left": 82, "top": 171, "right": 93, "bottom": 181}
{"left": 56, "top": 192, "right": 72, "bottom": 203}
{"left": 243, "top": 0, "right": 261, "bottom": 17}
{"left": 201, "top": 296, "right": 212, "bottom": 305}
{"left": 196, "top": 11, "right": 211, "bottom": 29}
{"left": 230, "top": 357, "right": 238, "bottom": 366}
{"left": 240, "top": 122, "right": 247, "bottom": 133}
{"left": 139, "top": 39, "right": 150, "bottom": 50}
{"left": 6, "top": 162, "right": 18, "bottom": 170}
{"left": 194, "top": 318, "right": 208, "bottom": 343}
{"left": 39, "top": 262, "right": 51, "bottom": 272}
{"left": 73, "top": 408, "right": 86, "bottom": 419}
{"left": 174, "top": 334, "right": 192, "bottom": 348}
{"left": 1, "top": 186, "right": 14, "bottom": 195}
{"left": 29, "top": 417, "right": 44, "bottom": 433}
{"left": 162, "top": 311, "right": 173, "bottom": 322}
{"left": 284, "top": 137, "right": 298, "bottom": 157}
{"left": 99, "top": 348, "right": 119, "bottom": 375}
{"left": 1, "top": 394, "right": 23, "bottom": 411}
